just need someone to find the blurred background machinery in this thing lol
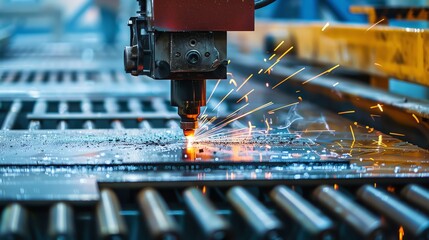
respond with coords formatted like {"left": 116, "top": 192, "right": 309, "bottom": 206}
{"left": 1, "top": 0, "right": 429, "bottom": 239}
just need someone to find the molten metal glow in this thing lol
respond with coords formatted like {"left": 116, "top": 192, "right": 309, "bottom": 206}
{"left": 186, "top": 135, "right": 195, "bottom": 148}
{"left": 399, "top": 226, "right": 405, "bottom": 240}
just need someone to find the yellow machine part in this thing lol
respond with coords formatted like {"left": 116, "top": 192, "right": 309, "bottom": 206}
{"left": 230, "top": 21, "right": 429, "bottom": 87}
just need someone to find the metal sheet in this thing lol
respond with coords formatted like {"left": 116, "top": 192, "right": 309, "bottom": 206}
{"left": 0, "top": 176, "right": 99, "bottom": 204}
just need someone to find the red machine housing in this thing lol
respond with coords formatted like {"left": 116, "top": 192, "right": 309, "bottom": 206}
{"left": 152, "top": 0, "right": 255, "bottom": 31}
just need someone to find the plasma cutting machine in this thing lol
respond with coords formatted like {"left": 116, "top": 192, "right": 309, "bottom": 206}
{"left": 124, "top": 0, "right": 275, "bottom": 137}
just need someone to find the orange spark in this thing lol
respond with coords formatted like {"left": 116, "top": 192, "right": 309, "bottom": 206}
{"left": 295, "top": 130, "right": 336, "bottom": 133}
{"left": 302, "top": 64, "right": 340, "bottom": 85}
{"left": 265, "top": 118, "right": 271, "bottom": 134}
{"left": 226, "top": 103, "right": 249, "bottom": 119}
{"left": 268, "top": 54, "right": 276, "bottom": 61}
{"left": 272, "top": 67, "right": 306, "bottom": 89}
{"left": 248, "top": 121, "right": 254, "bottom": 135}
{"left": 350, "top": 125, "right": 356, "bottom": 148}
{"left": 198, "top": 102, "right": 273, "bottom": 138}
{"left": 390, "top": 132, "right": 405, "bottom": 137}
{"left": 206, "top": 79, "right": 221, "bottom": 105}
{"left": 387, "top": 186, "right": 395, "bottom": 193}
{"left": 412, "top": 114, "right": 420, "bottom": 123}
{"left": 377, "top": 104, "right": 384, "bottom": 112}
{"left": 333, "top": 184, "right": 339, "bottom": 190}
{"left": 229, "top": 79, "right": 237, "bottom": 87}
{"left": 277, "top": 46, "right": 294, "bottom": 61}
{"left": 378, "top": 135, "right": 383, "bottom": 146}
{"left": 236, "top": 74, "right": 254, "bottom": 91}
{"left": 236, "top": 89, "right": 254, "bottom": 103}
{"left": 264, "top": 61, "right": 280, "bottom": 74}
{"left": 338, "top": 110, "right": 355, "bottom": 115}
{"left": 268, "top": 102, "right": 299, "bottom": 114}
{"left": 367, "top": 18, "right": 385, "bottom": 31}
{"left": 212, "top": 89, "right": 234, "bottom": 111}
{"left": 322, "top": 22, "right": 330, "bottom": 31}
{"left": 273, "top": 40, "right": 284, "bottom": 51}
{"left": 399, "top": 226, "right": 405, "bottom": 240}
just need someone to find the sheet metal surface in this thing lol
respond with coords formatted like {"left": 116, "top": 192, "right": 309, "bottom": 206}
{"left": 0, "top": 41, "right": 428, "bottom": 187}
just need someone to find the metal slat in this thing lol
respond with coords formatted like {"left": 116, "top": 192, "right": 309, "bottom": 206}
{"left": 2, "top": 71, "right": 18, "bottom": 84}
{"left": 227, "top": 186, "right": 283, "bottom": 240}
{"left": 139, "top": 120, "right": 152, "bottom": 129}
{"left": 57, "top": 101, "right": 68, "bottom": 130}
{"left": 270, "top": 186, "right": 334, "bottom": 239}
{"left": 2, "top": 100, "right": 22, "bottom": 130}
{"left": 17, "top": 71, "right": 31, "bottom": 84}
{"left": 62, "top": 71, "right": 73, "bottom": 84}
{"left": 128, "top": 98, "right": 154, "bottom": 130}
{"left": 183, "top": 188, "right": 231, "bottom": 240}
{"left": 29, "top": 100, "right": 47, "bottom": 130}
{"left": 151, "top": 97, "right": 169, "bottom": 113}
{"left": 313, "top": 185, "right": 383, "bottom": 239}
{"left": 48, "top": 71, "right": 58, "bottom": 84}
{"left": 137, "top": 188, "right": 181, "bottom": 240}
{"left": 104, "top": 98, "right": 124, "bottom": 129}
{"left": 81, "top": 99, "right": 95, "bottom": 129}
{"left": 27, "top": 113, "right": 179, "bottom": 120}
{"left": 48, "top": 202, "right": 75, "bottom": 240}
{"left": 33, "top": 71, "right": 44, "bottom": 84}
{"left": 77, "top": 72, "right": 86, "bottom": 83}
{"left": 96, "top": 189, "right": 127, "bottom": 239}
{"left": 0, "top": 203, "right": 29, "bottom": 239}
{"left": 357, "top": 185, "right": 429, "bottom": 238}
{"left": 127, "top": 98, "right": 142, "bottom": 114}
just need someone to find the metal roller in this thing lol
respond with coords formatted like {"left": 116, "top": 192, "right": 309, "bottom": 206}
{"left": 183, "top": 188, "right": 231, "bottom": 240}
{"left": 137, "top": 188, "right": 181, "bottom": 240}
{"left": 313, "top": 185, "right": 383, "bottom": 239}
{"left": 48, "top": 202, "right": 75, "bottom": 240}
{"left": 401, "top": 184, "right": 429, "bottom": 213}
{"left": 96, "top": 189, "right": 127, "bottom": 239}
{"left": 227, "top": 186, "right": 283, "bottom": 240}
{"left": 357, "top": 185, "right": 429, "bottom": 238}
{"left": 0, "top": 203, "right": 29, "bottom": 240}
{"left": 270, "top": 186, "right": 334, "bottom": 240}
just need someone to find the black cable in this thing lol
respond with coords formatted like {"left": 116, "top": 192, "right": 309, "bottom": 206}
{"left": 255, "top": 0, "right": 276, "bottom": 9}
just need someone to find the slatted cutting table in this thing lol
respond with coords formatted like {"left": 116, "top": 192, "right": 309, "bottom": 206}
{"left": 0, "top": 38, "right": 428, "bottom": 240}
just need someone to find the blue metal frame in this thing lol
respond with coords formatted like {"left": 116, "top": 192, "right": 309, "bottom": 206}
{"left": 325, "top": 0, "right": 366, "bottom": 22}
{"left": 66, "top": 0, "right": 95, "bottom": 31}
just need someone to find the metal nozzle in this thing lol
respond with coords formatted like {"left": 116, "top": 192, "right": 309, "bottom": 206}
{"left": 171, "top": 80, "right": 206, "bottom": 137}
{"left": 177, "top": 101, "right": 200, "bottom": 137}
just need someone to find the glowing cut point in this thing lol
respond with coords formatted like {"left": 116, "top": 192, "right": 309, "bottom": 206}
{"left": 186, "top": 135, "right": 195, "bottom": 148}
